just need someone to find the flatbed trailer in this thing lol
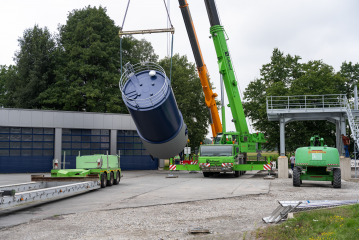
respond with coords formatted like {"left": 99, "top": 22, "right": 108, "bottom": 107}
{"left": 0, "top": 154, "right": 122, "bottom": 210}
{"left": 0, "top": 176, "right": 100, "bottom": 210}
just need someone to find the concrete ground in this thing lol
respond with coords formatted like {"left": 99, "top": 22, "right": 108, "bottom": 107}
{"left": 0, "top": 170, "right": 269, "bottom": 228}
{"left": 1, "top": 170, "right": 358, "bottom": 240}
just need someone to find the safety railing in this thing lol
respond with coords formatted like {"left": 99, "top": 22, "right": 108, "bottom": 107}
{"left": 266, "top": 94, "right": 346, "bottom": 112}
{"left": 119, "top": 62, "right": 170, "bottom": 109}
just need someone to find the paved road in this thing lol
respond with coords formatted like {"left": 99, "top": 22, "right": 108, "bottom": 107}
{"left": 0, "top": 170, "right": 270, "bottom": 228}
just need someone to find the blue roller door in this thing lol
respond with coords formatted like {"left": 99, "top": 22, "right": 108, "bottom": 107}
{"left": 0, "top": 127, "right": 54, "bottom": 173}
{"left": 61, "top": 129, "right": 110, "bottom": 169}
{"left": 117, "top": 130, "right": 158, "bottom": 170}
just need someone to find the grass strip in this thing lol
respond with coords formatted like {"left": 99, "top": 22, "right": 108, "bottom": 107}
{"left": 257, "top": 204, "right": 359, "bottom": 240}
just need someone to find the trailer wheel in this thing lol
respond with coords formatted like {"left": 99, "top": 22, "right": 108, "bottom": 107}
{"left": 293, "top": 167, "right": 301, "bottom": 187}
{"left": 203, "top": 172, "right": 210, "bottom": 177}
{"left": 113, "top": 171, "right": 120, "bottom": 185}
{"left": 333, "top": 168, "right": 341, "bottom": 188}
{"left": 101, "top": 173, "right": 107, "bottom": 188}
{"left": 107, "top": 172, "right": 114, "bottom": 186}
{"left": 234, "top": 171, "right": 240, "bottom": 178}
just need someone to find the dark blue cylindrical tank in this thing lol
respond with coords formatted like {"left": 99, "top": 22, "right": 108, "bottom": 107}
{"left": 120, "top": 62, "right": 188, "bottom": 159}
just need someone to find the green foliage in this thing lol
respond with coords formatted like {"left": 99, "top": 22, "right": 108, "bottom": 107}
{"left": 125, "top": 37, "right": 159, "bottom": 64}
{"left": 0, "top": 25, "right": 58, "bottom": 109}
{"left": 243, "top": 48, "right": 347, "bottom": 153}
{"left": 290, "top": 61, "right": 346, "bottom": 95}
{"left": 0, "top": 6, "right": 157, "bottom": 114}
{"left": 38, "top": 6, "right": 126, "bottom": 112}
{"left": 340, "top": 61, "right": 359, "bottom": 98}
{"left": 257, "top": 204, "right": 359, "bottom": 240}
{"left": 159, "top": 54, "right": 210, "bottom": 151}
{"left": 0, "top": 65, "right": 10, "bottom": 104}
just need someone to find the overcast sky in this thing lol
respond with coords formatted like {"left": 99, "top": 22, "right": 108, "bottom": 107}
{"left": 1, "top": 0, "right": 358, "bottom": 138}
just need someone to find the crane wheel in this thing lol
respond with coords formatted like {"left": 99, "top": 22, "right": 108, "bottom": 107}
{"left": 107, "top": 172, "right": 114, "bottom": 186}
{"left": 293, "top": 167, "right": 301, "bottom": 187}
{"left": 113, "top": 171, "right": 120, "bottom": 185}
{"left": 234, "top": 171, "right": 240, "bottom": 178}
{"left": 333, "top": 168, "right": 341, "bottom": 188}
{"left": 203, "top": 172, "right": 210, "bottom": 177}
{"left": 101, "top": 172, "right": 107, "bottom": 188}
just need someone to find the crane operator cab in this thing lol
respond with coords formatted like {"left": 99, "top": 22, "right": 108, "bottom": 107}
{"left": 213, "top": 133, "right": 239, "bottom": 145}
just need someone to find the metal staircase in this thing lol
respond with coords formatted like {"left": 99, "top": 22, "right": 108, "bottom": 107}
{"left": 344, "top": 96, "right": 359, "bottom": 151}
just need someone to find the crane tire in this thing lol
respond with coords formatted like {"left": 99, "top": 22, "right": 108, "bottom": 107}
{"left": 203, "top": 172, "right": 210, "bottom": 177}
{"left": 293, "top": 167, "right": 301, "bottom": 187}
{"left": 107, "top": 172, "right": 114, "bottom": 186}
{"left": 101, "top": 172, "right": 107, "bottom": 188}
{"left": 113, "top": 171, "right": 120, "bottom": 185}
{"left": 333, "top": 168, "right": 341, "bottom": 188}
{"left": 234, "top": 171, "right": 240, "bottom": 178}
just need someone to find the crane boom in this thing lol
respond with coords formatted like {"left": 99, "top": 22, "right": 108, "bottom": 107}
{"left": 178, "top": 0, "right": 222, "bottom": 138}
{"left": 204, "top": 0, "right": 249, "bottom": 136}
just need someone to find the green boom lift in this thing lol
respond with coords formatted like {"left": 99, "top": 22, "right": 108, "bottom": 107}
{"left": 293, "top": 135, "right": 341, "bottom": 188}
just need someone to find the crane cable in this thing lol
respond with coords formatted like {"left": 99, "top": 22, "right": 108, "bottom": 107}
{"left": 162, "top": 0, "right": 174, "bottom": 84}
{"left": 120, "top": 0, "right": 174, "bottom": 85}
{"left": 163, "top": 0, "right": 173, "bottom": 28}
{"left": 120, "top": 0, "right": 131, "bottom": 76}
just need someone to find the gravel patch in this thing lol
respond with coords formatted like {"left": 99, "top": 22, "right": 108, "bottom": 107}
{"left": 1, "top": 173, "right": 359, "bottom": 240}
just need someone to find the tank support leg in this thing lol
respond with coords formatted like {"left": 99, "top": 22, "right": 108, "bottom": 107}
{"left": 280, "top": 116, "right": 285, "bottom": 156}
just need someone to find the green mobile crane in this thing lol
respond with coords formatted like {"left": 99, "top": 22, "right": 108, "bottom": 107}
{"left": 170, "top": 0, "right": 268, "bottom": 177}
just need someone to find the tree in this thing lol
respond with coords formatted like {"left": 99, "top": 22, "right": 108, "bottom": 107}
{"left": 340, "top": 61, "right": 359, "bottom": 98}
{"left": 38, "top": 6, "right": 158, "bottom": 113}
{"left": 126, "top": 37, "right": 158, "bottom": 64}
{"left": 290, "top": 60, "right": 346, "bottom": 96}
{"left": 0, "top": 65, "right": 7, "bottom": 105}
{"left": 0, "top": 25, "right": 58, "bottom": 109}
{"left": 244, "top": 49, "right": 302, "bottom": 152}
{"left": 243, "top": 48, "right": 347, "bottom": 154}
{"left": 159, "top": 54, "right": 211, "bottom": 151}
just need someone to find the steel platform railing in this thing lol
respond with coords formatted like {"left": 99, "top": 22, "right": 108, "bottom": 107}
{"left": 266, "top": 94, "right": 346, "bottom": 112}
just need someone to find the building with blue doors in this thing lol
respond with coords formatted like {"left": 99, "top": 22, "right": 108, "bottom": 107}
{"left": 0, "top": 108, "right": 158, "bottom": 173}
